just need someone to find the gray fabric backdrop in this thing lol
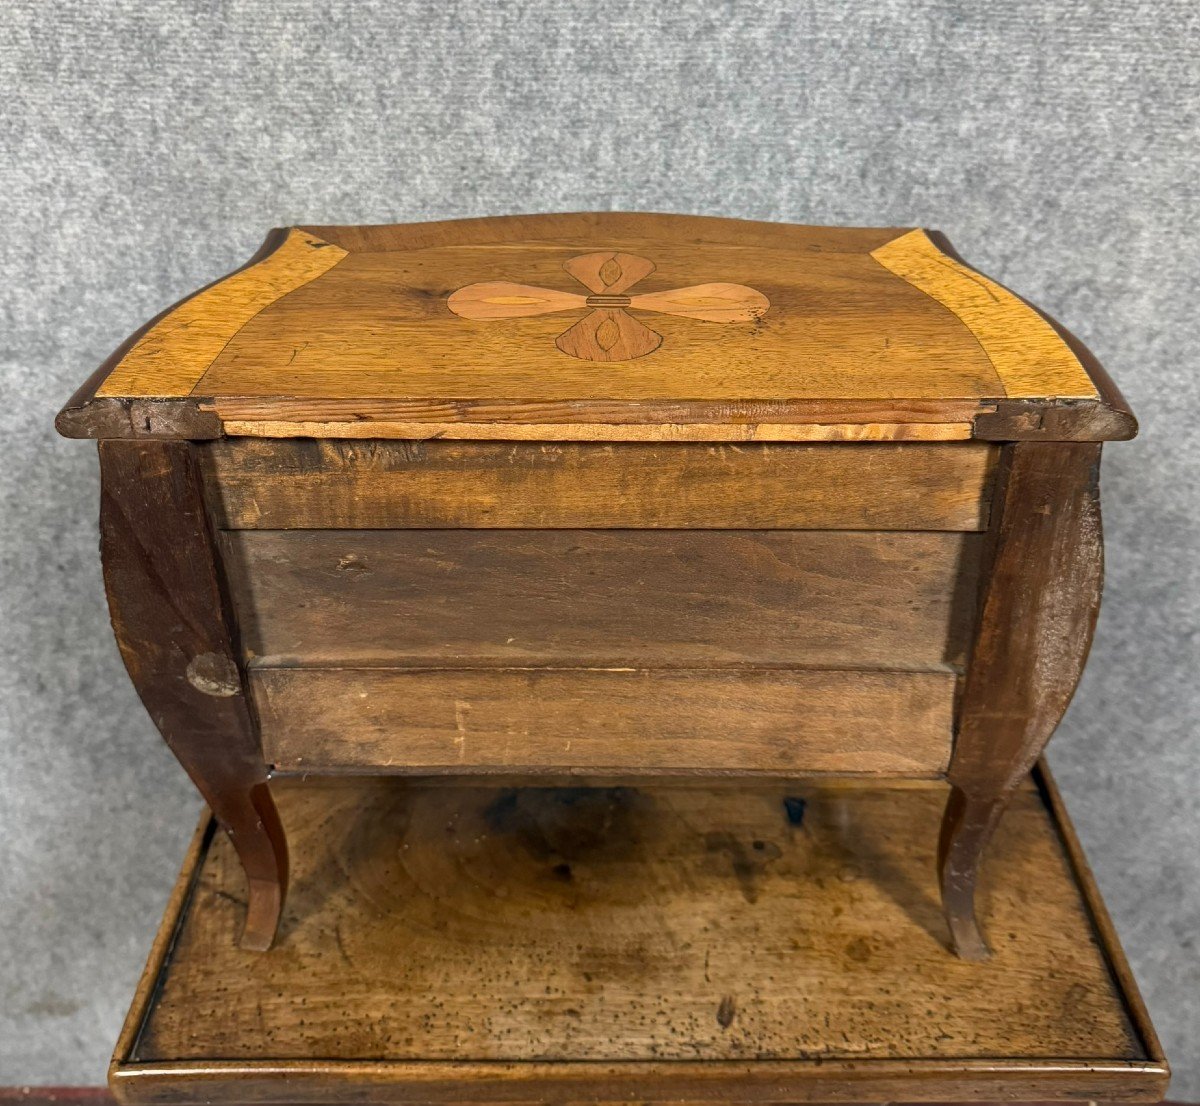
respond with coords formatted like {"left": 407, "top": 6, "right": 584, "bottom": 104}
{"left": 2, "top": 0, "right": 1197, "bottom": 1093}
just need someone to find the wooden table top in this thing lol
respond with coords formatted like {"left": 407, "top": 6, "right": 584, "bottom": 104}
{"left": 58, "top": 213, "right": 1134, "bottom": 444}
{"left": 110, "top": 767, "right": 1166, "bottom": 1104}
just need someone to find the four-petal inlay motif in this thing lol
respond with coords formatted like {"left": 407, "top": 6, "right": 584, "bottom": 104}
{"left": 448, "top": 251, "right": 770, "bottom": 362}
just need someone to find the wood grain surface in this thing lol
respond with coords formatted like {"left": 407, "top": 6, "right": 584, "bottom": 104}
{"left": 110, "top": 771, "right": 1165, "bottom": 1105}
{"left": 221, "top": 529, "right": 982, "bottom": 669}
{"left": 202, "top": 439, "right": 997, "bottom": 531}
{"left": 190, "top": 232, "right": 1001, "bottom": 403}
{"left": 215, "top": 417, "right": 978, "bottom": 441}
{"left": 252, "top": 667, "right": 955, "bottom": 775}
{"left": 57, "top": 213, "right": 1133, "bottom": 443}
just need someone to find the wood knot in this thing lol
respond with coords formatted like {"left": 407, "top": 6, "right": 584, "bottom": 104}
{"left": 186, "top": 653, "right": 241, "bottom": 697}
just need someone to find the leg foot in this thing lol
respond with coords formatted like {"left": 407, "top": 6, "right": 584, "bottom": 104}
{"left": 937, "top": 785, "right": 1004, "bottom": 960}
{"left": 213, "top": 782, "right": 288, "bottom": 951}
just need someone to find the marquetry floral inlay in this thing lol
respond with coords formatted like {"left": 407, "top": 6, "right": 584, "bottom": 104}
{"left": 447, "top": 251, "right": 770, "bottom": 362}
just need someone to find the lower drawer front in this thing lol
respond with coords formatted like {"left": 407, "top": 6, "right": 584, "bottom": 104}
{"left": 254, "top": 668, "right": 954, "bottom": 776}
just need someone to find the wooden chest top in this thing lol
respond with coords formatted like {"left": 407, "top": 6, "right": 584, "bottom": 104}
{"left": 57, "top": 212, "right": 1133, "bottom": 444}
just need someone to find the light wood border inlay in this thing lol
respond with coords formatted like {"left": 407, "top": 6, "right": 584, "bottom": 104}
{"left": 97, "top": 230, "right": 347, "bottom": 399}
{"left": 219, "top": 419, "right": 974, "bottom": 442}
{"left": 870, "top": 230, "right": 1099, "bottom": 401}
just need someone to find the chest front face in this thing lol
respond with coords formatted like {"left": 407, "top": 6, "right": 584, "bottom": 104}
{"left": 200, "top": 435, "right": 998, "bottom": 779}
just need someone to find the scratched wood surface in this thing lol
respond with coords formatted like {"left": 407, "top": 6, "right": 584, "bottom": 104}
{"left": 221, "top": 529, "right": 982, "bottom": 669}
{"left": 202, "top": 439, "right": 997, "bottom": 531}
{"left": 253, "top": 667, "right": 955, "bottom": 776}
{"left": 125, "top": 775, "right": 1152, "bottom": 1073}
{"left": 58, "top": 213, "right": 1134, "bottom": 442}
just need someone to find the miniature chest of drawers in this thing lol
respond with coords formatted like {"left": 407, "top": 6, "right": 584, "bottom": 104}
{"left": 58, "top": 213, "right": 1135, "bottom": 957}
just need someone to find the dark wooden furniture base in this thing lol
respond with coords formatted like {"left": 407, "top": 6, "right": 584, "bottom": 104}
{"left": 108, "top": 767, "right": 1166, "bottom": 1105}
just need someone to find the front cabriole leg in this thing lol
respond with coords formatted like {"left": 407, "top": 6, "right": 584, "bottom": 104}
{"left": 940, "top": 441, "right": 1104, "bottom": 959}
{"left": 98, "top": 439, "right": 287, "bottom": 951}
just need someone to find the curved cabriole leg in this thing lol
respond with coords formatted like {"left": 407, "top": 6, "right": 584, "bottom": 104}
{"left": 224, "top": 781, "right": 288, "bottom": 951}
{"left": 938, "top": 787, "right": 1004, "bottom": 960}
{"left": 941, "top": 442, "right": 1104, "bottom": 959}
{"left": 99, "top": 439, "right": 287, "bottom": 951}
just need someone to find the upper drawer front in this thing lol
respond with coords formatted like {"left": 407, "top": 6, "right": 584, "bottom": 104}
{"left": 203, "top": 439, "right": 996, "bottom": 530}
